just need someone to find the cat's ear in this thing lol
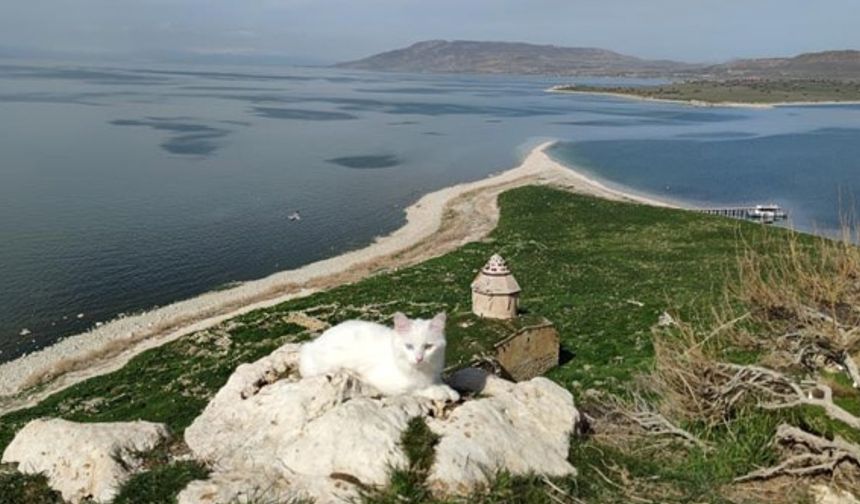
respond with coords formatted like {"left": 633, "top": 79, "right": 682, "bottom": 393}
{"left": 393, "top": 312, "right": 411, "bottom": 334}
{"left": 430, "top": 312, "right": 447, "bottom": 332}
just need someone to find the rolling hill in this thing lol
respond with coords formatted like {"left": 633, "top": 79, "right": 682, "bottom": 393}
{"left": 335, "top": 40, "right": 697, "bottom": 77}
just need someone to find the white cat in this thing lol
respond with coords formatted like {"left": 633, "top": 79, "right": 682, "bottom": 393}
{"left": 299, "top": 312, "right": 460, "bottom": 402}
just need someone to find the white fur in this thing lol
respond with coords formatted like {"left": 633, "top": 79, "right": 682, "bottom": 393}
{"left": 299, "top": 312, "right": 459, "bottom": 402}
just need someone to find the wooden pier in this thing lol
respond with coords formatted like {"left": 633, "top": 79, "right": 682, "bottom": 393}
{"left": 697, "top": 205, "right": 788, "bottom": 224}
{"left": 700, "top": 207, "right": 750, "bottom": 218}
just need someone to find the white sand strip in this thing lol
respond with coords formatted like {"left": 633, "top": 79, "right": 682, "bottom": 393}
{"left": 547, "top": 86, "right": 860, "bottom": 109}
{"left": 0, "top": 141, "right": 679, "bottom": 414}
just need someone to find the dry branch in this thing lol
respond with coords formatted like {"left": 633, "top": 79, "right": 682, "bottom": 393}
{"left": 735, "top": 423, "right": 860, "bottom": 483}
{"left": 651, "top": 326, "right": 860, "bottom": 430}
{"left": 588, "top": 389, "right": 710, "bottom": 451}
{"left": 622, "top": 394, "right": 710, "bottom": 450}
{"left": 712, "top": 363, "right": 860, "bottom": 430}
{"left": 844, "top": 352, "right": 860, "bottom": 389}
{"left": 757, "top": 382, "right": 860, "bottom": 431}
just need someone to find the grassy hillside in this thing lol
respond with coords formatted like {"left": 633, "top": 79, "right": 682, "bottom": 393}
{"left": 556, "top": 79, "right": 860, "bottom": 105}
{"left": 2, "top": 186, "right": 858, "bottom": 503}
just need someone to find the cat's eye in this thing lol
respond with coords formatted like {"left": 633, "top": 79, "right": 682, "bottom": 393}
{"left": 424, "top": 344, "right": 433, "bottom": 350}
{"left": 405, "top": 344, "right": 414, "bottom": 350}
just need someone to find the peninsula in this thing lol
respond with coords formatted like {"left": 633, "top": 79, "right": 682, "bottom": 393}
{"left": 550, "top": 79, "right": 860, "bottom": 107}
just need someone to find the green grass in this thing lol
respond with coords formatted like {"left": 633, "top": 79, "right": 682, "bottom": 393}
{"left": 0, "top": 471, "right": 63, "bottom": 504}
{"left": 1, "top": 186, "right": 854, "bottom": 502}
{"left": 364, "top": 417, "right": 440, "bottom": 503}
{"left": 113, "top": 461, "right": 209, "bottom": 504}
{"left": 557, "top": 79, "right": 860, "bottom": 104}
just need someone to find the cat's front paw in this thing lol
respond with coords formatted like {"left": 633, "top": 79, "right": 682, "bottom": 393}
{"left": 418, "top": 384, "right": 460, "bottom": 403}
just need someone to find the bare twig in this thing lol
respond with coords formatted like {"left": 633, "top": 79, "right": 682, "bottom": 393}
{"left": 735, "top": 424, "right": 860, "bottom": 483}
{"left": 683, "top": 312, "right": 751, "bottom": 357}
{"left": 624, "top": 394, "right": 710, "bottom": 450}
{"left": 590, "top": 390, "right": 710, "bottom": 451}
{"left": 588, "top": 464, "right": 654, "bottom": 504}
{"left": 541, "top": 476, "right": 587, "bottom": 504}
{"left": 842, "top": 350, "right": 860, "bottom": 388}
{"left": 759, "top": 383, "right": 860, "bottom": 430}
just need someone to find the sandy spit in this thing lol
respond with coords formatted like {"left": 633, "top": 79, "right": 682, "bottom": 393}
{"left": 0, "top": 141, "right": 678, "bottom": 414}
{"left": 547, "top": 86, "right": 860, "bottom": 109}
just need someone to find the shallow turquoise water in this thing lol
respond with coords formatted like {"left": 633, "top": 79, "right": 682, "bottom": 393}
{"left": 1, "top": 61, "right": 858, "bottom": 360}
{"left": 549, "top": 126, "right": 860, "bottom": 234}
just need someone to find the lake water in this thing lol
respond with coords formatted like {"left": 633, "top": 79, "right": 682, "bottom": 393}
{"left": 1, "top": 60, "right": 859, "bottom": 361}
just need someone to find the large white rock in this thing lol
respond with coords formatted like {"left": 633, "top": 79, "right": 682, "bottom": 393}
{"left": 2, "top": 418, "right": 169, "bottom": 503}
{"left": 180, "top": 343, "right": 579, "bottom": 503}
{"left": 428, "top": 368, "right": 578, "bottom": 494}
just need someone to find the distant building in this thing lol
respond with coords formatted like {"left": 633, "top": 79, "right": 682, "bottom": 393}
{"left": 471, "top": 254, "right": 520, "bottom": 319}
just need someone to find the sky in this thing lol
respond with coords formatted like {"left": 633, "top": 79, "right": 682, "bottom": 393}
{"left": 1, "top": 0, "right": 858, "bottom": 64}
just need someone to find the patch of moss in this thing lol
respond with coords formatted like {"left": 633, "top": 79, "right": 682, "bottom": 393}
{"left": 113, "top": 461, "right": 209, "bottom": 504}
{"left": 0, "top": 471, "right": 63, "bottom": 504}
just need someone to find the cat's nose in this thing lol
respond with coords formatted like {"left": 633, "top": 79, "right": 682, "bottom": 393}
{"left": 416, "top": 355, "right": 424, "bottom": 363}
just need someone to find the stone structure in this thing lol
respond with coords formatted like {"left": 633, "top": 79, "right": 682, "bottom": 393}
{"left": 494, "top": 318, "right": 560, "bottom": 381}
{"left": 471, "top": 254, "right": 521, "bottom": 319}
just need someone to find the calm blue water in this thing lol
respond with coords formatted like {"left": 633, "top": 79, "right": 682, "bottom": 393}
{"left": 1, "top": 60, "right": 859, "bottom": 361}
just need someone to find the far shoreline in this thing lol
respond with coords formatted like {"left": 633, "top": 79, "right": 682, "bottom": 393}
{"left": 547, "top": 86, "right": 860, "bottom": 109}
{"left": 0, "top": 141, "right": 681, "bottom": 414}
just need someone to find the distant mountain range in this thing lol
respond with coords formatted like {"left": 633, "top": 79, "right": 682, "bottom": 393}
{"left": 702, "top": 50, "right": 860, "bottom": 80}
{"left": 336, "top": 40, "right": 860, "bottom": 80}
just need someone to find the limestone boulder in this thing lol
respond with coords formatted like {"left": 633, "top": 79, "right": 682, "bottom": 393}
{"left": 1, "top": 418, "right": 169, "bottom": 503}
{"left": 180, "top": 343, "right": 579, "bottom": 503}
{"left": 428, "top": 368, "right": 578, "bottom": 493}
{"left": 182, "top": 343, "right": 428, "bottom": 503}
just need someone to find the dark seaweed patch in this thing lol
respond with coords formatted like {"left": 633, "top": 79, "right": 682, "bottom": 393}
{"left": 354, "top": 87, "right": 454, "bottom": 95}
{"left": 676, "top": 131, "right": 759, "bottom": 139}
{"left": 109, "top": 118, "right": 232, "bottom": 156}
{"left": 326, "top": 154, "right": 400, "bottom": 169}
{"left": 251, "top": 107, "right": 358, "bottom": 121}
{"left": 0, "top": 64, "right": 167, "bottom": 85}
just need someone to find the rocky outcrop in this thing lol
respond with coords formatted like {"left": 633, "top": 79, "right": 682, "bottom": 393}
{"left": 179, "top": 343, "right": 579, "bottom": 503}
{"left": 181, "top": 344, "right": 427, "bottom": 503}
{"left": 1, "top": 418, "right": 169, "bottom": 503}
{"left": 0, "top": 342, "right": 578, "bottom": 504}
{"left": 427, "top": 368, "right": 577, "bottom": 494}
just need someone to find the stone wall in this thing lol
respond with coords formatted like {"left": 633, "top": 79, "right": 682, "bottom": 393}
{"left": 494, "top": 322, "right": 560, "bottom": 381}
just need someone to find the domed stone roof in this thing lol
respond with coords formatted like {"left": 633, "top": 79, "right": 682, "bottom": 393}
{"left": 482, "top": 254, "right": 511, "bottom": 275}
{"left": 471, "top": 254, "right": 521, "bottom": 295}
